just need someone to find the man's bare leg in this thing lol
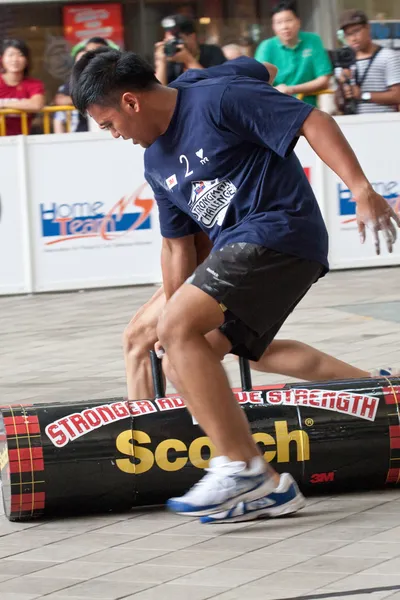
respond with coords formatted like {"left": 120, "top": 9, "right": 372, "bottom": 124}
{"left": 123, "top": 286, "right": 166, "bottom": 400}
{"left": 158, "top": 284, "right": 274, "bottom": 469}
{"left": 251, "top": 339, "right": 369, "bottom": 381}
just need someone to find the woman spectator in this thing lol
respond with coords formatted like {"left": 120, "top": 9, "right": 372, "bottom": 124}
{"left": 0, "top": 39, "right": 45, "bottom": 136}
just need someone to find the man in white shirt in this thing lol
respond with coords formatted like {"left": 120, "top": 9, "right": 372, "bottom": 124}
{"left": 336, "top": 9, "right": 400, "bottom": 114}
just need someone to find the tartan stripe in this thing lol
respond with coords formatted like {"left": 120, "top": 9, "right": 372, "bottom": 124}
{"left": 8, "top": 447, "right": 43, "bottom": 461}
{"left": 9, "top": 459, "right": 44, "bottom": 474}
{"left": 10, "top": 491, "right": 45, "bottom": 511}
{"left": 390, "top": 438, "right": 400, "bottom": 450}
{"left": 5, "top": 423, "right": 40, "bottom": 435}
{"left": 389, "top": 425, "right": 400, "bottom": 438}
{"left": 3, "top": 416, "right": 39, "bottom": 426}
{"left": 383, "top": 386, "right": 400, "bottom": 405}
{"left": 386, "top": 468, "right": 400, "bottom": 484}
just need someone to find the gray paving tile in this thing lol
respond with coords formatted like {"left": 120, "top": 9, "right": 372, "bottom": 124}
{"left": 9, "top": 543, "right": 99, "bottom": 563}
{"left": 293, "top": 524, "right": 388, "bottom": 542}
{"left": 329, "top": 542, "right": 400, "bottom": 559}
{"left": 192, "top": 536, "right": 274, "bottom": 553}
{"left": 0, "top": 576, "right": 82, "bottom": 595}
{"left": 326, "top": 573, "right": 400, "bottom": 591}
{"left": 364, "top": 526, "right": 400, "bottom": 543}
{"left": 102, "top": 563, "right": 198, "bottom": 584}
{"left": 216, "top": 551, "right": 312, "bottom": 572}
{"left": 312, "top": 592, "right": 394, "bottom": 600}
{"left": 52, "top": 579, "right": 152, "bottom": 599}
{"left": 0, "top": 559, "right": 58, "bottom": 577}
{"left": 81, "top": 546, "right": 165, "bottom": 564}
{"left": 287, "top": 554, "right": 385, "bottom": 574}
{"left": 0, "top": 594, "right": 42, "bottom": 600}
{"left": 148, "top": 549, "right": 242, "bottom": 568}
{"left": 173, "top": 566, "right": 272, "bottom": 588}
{"left": 122, "top": 584, "right": 229, "bottom": 600}
{"left": 252, "top": 538, "right": 349, "bottom": 556}
{"left": 210, "top": 593, "right": 277, "bottom": 600}
{"left": 336, "top": 301, "right": 400, "bottom": 323}
{"left": 29, "top": 560, "right": 126, "bottom": 580}
{"left": 119, "top": 534, "right": 215, "bottom": 551}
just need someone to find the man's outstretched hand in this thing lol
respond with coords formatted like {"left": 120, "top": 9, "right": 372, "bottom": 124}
{"left": 355, "top": 186, "right": 400, "bottom": 255}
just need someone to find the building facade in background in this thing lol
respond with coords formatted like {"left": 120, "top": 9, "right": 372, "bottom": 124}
{"left": 0, "top": 0, "right": 399, "bottom": 105}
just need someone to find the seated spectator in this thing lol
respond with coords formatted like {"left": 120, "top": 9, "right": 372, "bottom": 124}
{"left": 154, "top": 15, "right": 226, "bottom": 85}
{"left": 254, "top": 0, "right": 332, "bottom": 106}
{"left": 335, "top": 9, "right": 400, "bottom": 114}
{"left": 0, "top": 39, "right": 45, "bottom": 135}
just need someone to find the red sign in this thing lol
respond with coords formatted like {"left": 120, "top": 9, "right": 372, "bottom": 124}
{"left": 63, "top": 3, "right": 124, "bottom": 49}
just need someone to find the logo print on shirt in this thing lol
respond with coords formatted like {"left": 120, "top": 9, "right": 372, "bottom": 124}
{"left": 189, "top": 179, "right": 237, "bottom": 228}
{"left": 166, "top": 174, "right": 177, "bottom": 190}
{"left": 195, "top": 148, "right": 209, "bottom": 165}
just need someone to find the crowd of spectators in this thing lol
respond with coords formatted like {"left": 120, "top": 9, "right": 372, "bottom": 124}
{"left": 0, "top": 0, "right": 399, "bottom": 136}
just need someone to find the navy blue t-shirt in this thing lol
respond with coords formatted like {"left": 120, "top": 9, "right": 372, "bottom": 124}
{"left": 144, "top": 57, "right": 329, "bottom": 270}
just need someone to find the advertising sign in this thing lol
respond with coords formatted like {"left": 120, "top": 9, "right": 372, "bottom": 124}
{"left": 324, "top": 114, "right": 400, "bottom": 269}
{"left": 0, "top": 137, "right": 31, "bottom": 295}
{"left": 63, "top": 3, "right": 124, "bottom": 48}
{"left": 27, "top": 133, "right": 162, "bottom": 292}
{"left": 1, "top": 377, "right": 399, "bottom": 520}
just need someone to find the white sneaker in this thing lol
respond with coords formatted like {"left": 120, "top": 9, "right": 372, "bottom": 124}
{"left": 200, "top": 473, "right": 306, "bottom": 524}
{"left": 166, "top": 455, "right": 276, "bottom": 517}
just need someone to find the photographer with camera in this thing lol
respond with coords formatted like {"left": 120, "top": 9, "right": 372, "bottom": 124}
{"left": 334, "top": 10, "right": 400, "bottom": 115}
{"left": 154, "top": 15, "right": 226, "bottom": 85}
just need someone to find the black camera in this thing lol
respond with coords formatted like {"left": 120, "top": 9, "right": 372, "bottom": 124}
{"left": 329, "top": 46, "right": 358, "bottom": 115}
{"left": 164, "top": 37, "right": 184, "bottom": 57}
{"left": 328, "top": 46, "right": 356, "bottom": 69}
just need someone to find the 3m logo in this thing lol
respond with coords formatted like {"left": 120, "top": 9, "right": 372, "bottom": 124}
{"left": 310, "top": 472, "right": 335, "bottom": 484}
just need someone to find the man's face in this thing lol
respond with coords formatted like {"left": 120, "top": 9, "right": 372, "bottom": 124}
{"left": 88, "top": 95, "right": 157, "bottom": 148}
{"left": 272, "top": 10, "right": 301, "bottom": 44}
{"left": 343, "top": 24, "right": 370, "bottom": 52}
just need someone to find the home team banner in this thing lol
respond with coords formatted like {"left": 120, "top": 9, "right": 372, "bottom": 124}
{"left": 63, "top": 3, "right": 124, "bottom": 49}
{"left": 27, "top": 133, "right": 162, "bottom": 292}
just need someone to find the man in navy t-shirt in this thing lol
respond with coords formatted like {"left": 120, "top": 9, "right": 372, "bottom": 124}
{"left": 71, "top": 50, "right": 399, "bottom": 523}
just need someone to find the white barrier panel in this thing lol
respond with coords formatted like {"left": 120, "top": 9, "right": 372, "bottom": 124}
{"left": 324, "top": 113, "right": 400, "bottom": 269}
{"left": 27, "top": 133, "right": 162, "bottom": 292}
{"left": 0, "top": 137, "right": 31, "bottom": 295}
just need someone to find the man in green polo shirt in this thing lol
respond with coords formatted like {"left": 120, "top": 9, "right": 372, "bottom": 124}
{"left": 255, "top": 0, "right": 332, "bottom": 106}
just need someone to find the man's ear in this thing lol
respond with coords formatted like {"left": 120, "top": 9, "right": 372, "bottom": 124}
{"left": 122, "top": 92, "right": 140, "bottom": 112}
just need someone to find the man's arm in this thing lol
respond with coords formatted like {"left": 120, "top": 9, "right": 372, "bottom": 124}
{"left": 1, "top": 94, "right": 45, "bottom": 112}
{"left": 161, "top": 235, "right": 198, "bottom": 300}
{"left": 369, "top": 85, "right": 400, "bottom": 104}
{"left": 347, "top": 84, "right": 400, "bottom": 105}
{"left": 300, "top": 108, "right": 400, "bottom": 253}
{"left": 154, "top": 41, "right": 168, "bottom": 85}
{"left": 285, "top": 74, "right": 331, "bottom": 96}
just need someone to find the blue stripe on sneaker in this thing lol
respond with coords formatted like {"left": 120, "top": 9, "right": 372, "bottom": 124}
{"left": 264, "top": 483, "right": 297, "bottom": 506}
{"left": 200, "top": 483, "right": 299, "bottom": 524}
{"left": 166, "top": 474, "right": 267, "bottom": 514}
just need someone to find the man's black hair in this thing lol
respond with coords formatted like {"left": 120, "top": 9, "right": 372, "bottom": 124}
{"left": 71, "top": 49, "right": 158, "bottom": 114}
{"left": 271, "top": 1, "right": 298, "bottom": 18}
{"left": 86, "top": 37, "right": 109, "bottom": 47}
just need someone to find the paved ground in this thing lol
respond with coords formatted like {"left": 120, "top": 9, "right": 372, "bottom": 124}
{"left": 0, "top": 266, "right": 399, "bottom": 600}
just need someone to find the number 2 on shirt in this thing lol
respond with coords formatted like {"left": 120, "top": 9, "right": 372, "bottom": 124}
{"left": 179, "top": 154, "right": 193, "bottom": 177}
